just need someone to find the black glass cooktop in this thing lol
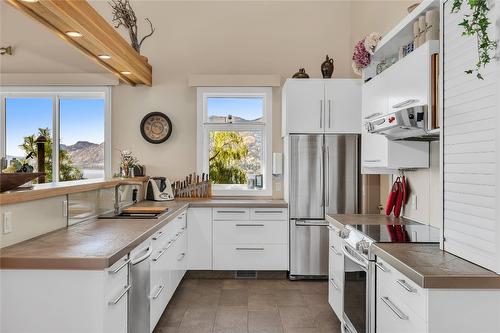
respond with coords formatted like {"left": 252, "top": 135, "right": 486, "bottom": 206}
{"left": 348, "top": 223, "right": 440, "bottom": 243}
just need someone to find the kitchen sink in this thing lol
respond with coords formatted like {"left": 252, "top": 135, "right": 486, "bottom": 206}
{"left": 98, "top": 210, "right": 167, "bottom": 219}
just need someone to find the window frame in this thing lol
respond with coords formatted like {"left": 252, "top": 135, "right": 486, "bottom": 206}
{"left": 0, "top": 86, "right": 112, "bottom": 183}
{"left": 196, "top": 87, "right": 272, "bottom": 197}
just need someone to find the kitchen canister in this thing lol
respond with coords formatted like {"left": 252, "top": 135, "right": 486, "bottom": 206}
{"left": 413, "top": 20, "right": 420, "bottom": 47}
{"left": 418, "top": 15, "right": 427, "bottom": 46}
{"left": 425, "top": 8, "right": 439, "bottom": 41}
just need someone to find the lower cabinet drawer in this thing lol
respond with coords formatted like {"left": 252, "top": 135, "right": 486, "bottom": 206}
{"left": 377, "top": 283, "right": 427, "bottom": 333}
{"left": 328, "top": 276, "right": 343, "bottom": 320}
{"left": 104, "top": 257, "right": 129, "bottom": 333}
{"left": 213, "top": 244, "right": 288, "bottom": 270}
{"left": 377, "top": 258, "right": 427, "bottom": 321}
{"left": 150, "top": 279, "right": 168, "bottom": 332}
{"left": 214, "top": 220, "right": 288, "bottom": 244}
{"left": 250, "top": 208, "right": 287, "bottom": 220}
{"left": 213, "top": 208, "right": 250, "bottom": 220}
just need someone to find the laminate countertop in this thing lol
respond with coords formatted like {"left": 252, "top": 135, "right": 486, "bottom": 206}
{"left": 371, "top": 243, "right": 500, "bottom": 289}
{"left": 326, "top": 214, "right": 417, "bottom": 229}
{"left": 0, "top": 199, "right": 287, "bottom": 270}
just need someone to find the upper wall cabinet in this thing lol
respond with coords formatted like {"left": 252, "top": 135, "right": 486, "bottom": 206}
{"left": 442, "top": 0, "right": 500, "bottom": 274}
{"left": 282, "top": 79, "right": 361, "bottom": 136}
{"left": 6, "top": 0, "right": 152, "bottom": 86}
{"left": 360, "top": 1, "right": 440, "bottom": 171}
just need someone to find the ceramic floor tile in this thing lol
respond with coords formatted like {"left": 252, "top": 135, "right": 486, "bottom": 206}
{"left": 214, "top": 306, "right": 248, "bottom": 333}
{"left": 278, "top": 306, "right": 317, "bottom": 329}
{"left": 248, "top": 293, "right": 278, "bottom": 311}
{"left": 219, "top": 289, "right": 249, "bottom": 306}
{"left": 152, "top": 279, "right": 339, "bottom": 333}
{"left": 248, "top": 309, "right": 284, "bottom": 333}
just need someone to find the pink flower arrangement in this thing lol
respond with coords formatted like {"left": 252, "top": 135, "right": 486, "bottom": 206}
{"left": 352, "top": 32, "right": 382, "bottom": 76}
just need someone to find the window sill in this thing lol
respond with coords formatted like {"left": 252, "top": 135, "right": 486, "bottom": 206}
{"left": 0, "top": 177, "right": 149, "bottom": 205}
{"left": 212, "top": 184, "right": 272, "bottom": 197}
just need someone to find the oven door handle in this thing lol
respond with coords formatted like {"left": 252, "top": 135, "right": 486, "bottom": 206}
{"left": 342, "top": 244, "right": 368, "bottom": 270}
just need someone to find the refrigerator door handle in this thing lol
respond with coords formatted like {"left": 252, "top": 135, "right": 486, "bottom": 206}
{"left": 321, "top": 145, "right": 325, "bottom": 207}
{"left": 326, "top": 146, "right": 330, "bottom": 207}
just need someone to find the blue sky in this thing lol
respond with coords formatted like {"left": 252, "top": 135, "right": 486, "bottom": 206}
{"left": 207, "top": 97, "right": 263, "bottom": 121}
{"left": 5, "top": 98, "right": 104, "bottom": 157}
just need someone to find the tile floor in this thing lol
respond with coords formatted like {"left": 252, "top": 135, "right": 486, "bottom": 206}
{"left": 153, "top": 278, "right": 341, "bottom": 333}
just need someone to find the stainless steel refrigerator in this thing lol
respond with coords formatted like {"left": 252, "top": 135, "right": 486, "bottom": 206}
{"left": 289, "top": 134, "right": 360, "bottom": 279}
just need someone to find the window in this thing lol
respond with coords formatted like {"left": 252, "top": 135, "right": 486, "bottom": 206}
{"left": 0, "top": 87, "right": 111, "bottom": 184}
{"left": 197, "top": 87, "right": 272, "bottom": 196}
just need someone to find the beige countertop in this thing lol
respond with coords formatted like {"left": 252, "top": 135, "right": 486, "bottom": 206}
{"left": 371, "top": 243, "right": 500, "bottom": 289}
{"left": 326, "top": 214, "right": 417, "bottom": 229}
{"left": 0, "top": 199, "right": 287, "bottom": 270}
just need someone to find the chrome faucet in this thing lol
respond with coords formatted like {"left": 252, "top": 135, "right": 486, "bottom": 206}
{"left": 114, "top": 183, "right": 128, "bottom": 215}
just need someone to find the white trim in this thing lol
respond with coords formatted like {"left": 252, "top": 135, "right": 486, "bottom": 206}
{"left": 0, "top": 73, "right": 119, "bottom": 86}
{"left": 0, "top": 86, "right": 112, "bottom": 181}
{"left": 196, "top": 86, "right": 273, "bottom": 197}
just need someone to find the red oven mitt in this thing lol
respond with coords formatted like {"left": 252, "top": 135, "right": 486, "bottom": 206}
{"left": 385, "top": 177, "right": 401, "bottom": 216}
{"left": 393, "top": 180, "right": 404, "bottom": 218}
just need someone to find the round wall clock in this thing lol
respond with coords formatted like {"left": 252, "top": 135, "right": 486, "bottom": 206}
{"left": 140, "top": 112, "right": 173, "bottom": 144}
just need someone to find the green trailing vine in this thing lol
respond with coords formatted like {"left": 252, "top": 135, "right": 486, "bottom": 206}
{"left": 451, "top": 0, "right": 497, "bottom": 79}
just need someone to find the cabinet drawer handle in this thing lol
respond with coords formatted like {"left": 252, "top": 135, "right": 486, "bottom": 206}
{"left": 380, "top": 296, "right": 409, "bottom": 320}
{"left": 329, "top": 278, "right": 340, "bottom": 290}
{"left": 320, "top": 100, "right": 323, "bottom": 128}
{"left": 330, "top": 245, "right": 341, "bottom": 256}
{"left": 235, "top": 247, "right": 264, "bottom": 251}
{"left": 108, "top": 258, "right": 130, "bottom": 274}
{"left": 217, "top": 210, "right": 246, "bottom": 214}
{"left": 364, "top": 159, "right": 382, "bottom": 163}
{"left": 235, "top": 224, "right": 265, "bottom": 227}
{"left": 254, "top": 210, "right": 282, "bottom": 214}
{"left": 152, "top": 285, "right": 164, "bottom": 300}
{"left": 328, "top": 99, "right": 332, "bottom": 128}
{"left": 364, "top": 112, "right": 383, "bottom": 120}
{"left": 177, "top": 253, "right": 186, "bottom": 261}
{"left": 152, "top": 249, "right": 166, "bottom": 262}
{"left": 153, "top": 231, "right": 166, "bottom": 241}
{"left": 375, "top": 262, "right": 389, "bottom": 273}
{"left": 108, "top": 285, "right": 131, "bottom": 305}
{"left": 392, "top": 99, "right": 418, "bottom": 109}
{"left": 396, "top": 279, "right": 415, "bottom": 293}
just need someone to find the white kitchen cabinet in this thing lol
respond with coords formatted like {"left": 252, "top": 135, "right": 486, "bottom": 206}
{"left": 442, "top": 0, "right": 500, "bottom": 274}
{"left": 282, "top": 79, "right": 361, "bottom": 136}
{"left": 361, "top": 42, "right": 438, "bottom": 171}
{"left": 187, "top": 208, "right": 213, "bottom": 270}
{"left": 376, "top": 257, "right": 500, "bottom": 333}
{"left": 212, "top": 206, "right": 289, "bottom": 270}
{"left": 324, "top": 79, "right": 362, "bottom": 133}
{"left": 0, "top": 255, "right": 130, "bottom": 333}
{"left": 328, "top": 224, "right": 344, "bottom": 320}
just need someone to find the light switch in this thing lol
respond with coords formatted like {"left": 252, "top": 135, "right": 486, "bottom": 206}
{"left": 3, "top": 212, "right": 12, "bottom": 234}
{"left": 411, "top": 195, "right": 418, "bottom": 210}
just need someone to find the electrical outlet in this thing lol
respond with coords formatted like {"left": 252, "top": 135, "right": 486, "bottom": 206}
{"left": 274, "top": 182, "right": 282, "bottom": 192}
{"left": 3, "top": 212, "right": 12, "bottom": 234}
{"left": 411, "top": 194, "right": 418, "bottom": 210}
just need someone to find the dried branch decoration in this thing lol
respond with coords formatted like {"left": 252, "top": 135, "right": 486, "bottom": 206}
{"left": 109, "top": 0, "right": 155, "bottom": 53}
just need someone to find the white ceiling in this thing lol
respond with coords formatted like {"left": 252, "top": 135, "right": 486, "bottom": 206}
{"left": 0, "top": 1, "right": 106, "bottom": 74}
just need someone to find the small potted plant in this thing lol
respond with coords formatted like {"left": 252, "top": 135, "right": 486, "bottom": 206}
{"left": 119, "top": 150, "right": 139, "bottom": 178}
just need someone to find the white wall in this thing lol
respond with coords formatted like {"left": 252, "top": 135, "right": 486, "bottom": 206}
{"left": 90, "top": 0, "right": 412, "bottom": 198}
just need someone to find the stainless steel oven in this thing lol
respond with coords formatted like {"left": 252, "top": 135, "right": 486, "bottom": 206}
{"left": 342, "top": 240, "right": 375, "bottom": 333}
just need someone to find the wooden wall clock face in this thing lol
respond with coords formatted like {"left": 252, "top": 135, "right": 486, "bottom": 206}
{"left": 140, "top": 112, "right": 173, "bottom": 144}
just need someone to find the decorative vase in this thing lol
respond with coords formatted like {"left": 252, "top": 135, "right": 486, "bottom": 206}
{"left": 292, "top": 68, "right": 310, "bottom": 79}
{"left": 121, "top": 166, "right": 130, "bottom": 178}
{"left": 321, "top": 55, "right": 334, "bottom": 78}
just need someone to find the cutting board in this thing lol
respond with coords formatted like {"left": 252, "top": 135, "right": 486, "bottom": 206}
{"left": 122, "top": 206, "right": 167, "bottom": 214}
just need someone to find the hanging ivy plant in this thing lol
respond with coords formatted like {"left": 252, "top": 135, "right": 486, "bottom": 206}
{"left": 451, "top": 0, "right": 497, "bottom": 79}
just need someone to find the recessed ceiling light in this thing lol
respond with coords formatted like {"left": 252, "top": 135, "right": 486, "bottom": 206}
{"left": 98, "top": 54, "right": 111, "bottom": 60}
{"left": 20, "top": 0, "right": 39, "bottom": 3}
{"left": 121, "top": 71, "right": 132, "bottom": 75}
{"left": 65, "top": 31, "right": 83, "bottom": 38}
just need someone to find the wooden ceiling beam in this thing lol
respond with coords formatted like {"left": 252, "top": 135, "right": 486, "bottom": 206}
{"left": 6, "top": 0, "right": 152, "bottom": 86}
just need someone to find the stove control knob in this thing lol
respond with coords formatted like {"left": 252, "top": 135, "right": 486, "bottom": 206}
{"left": 356, "top": 239, "right": 370, "bottom": 255}
{"left": 339, "top": 229, "right": 350, "bottom": 239}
